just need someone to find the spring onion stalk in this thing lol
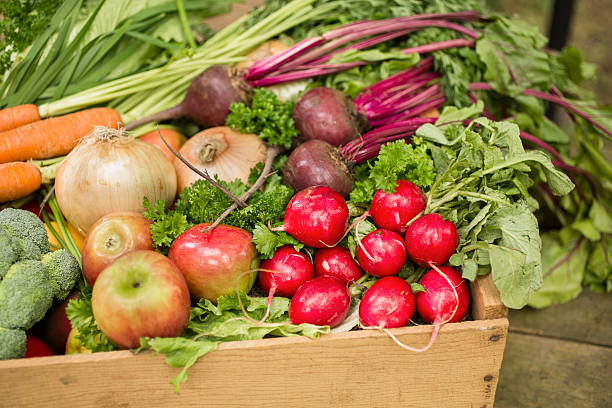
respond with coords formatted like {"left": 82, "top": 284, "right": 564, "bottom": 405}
{"left": 38, "top": 0, "right": 329, "bottom": 119}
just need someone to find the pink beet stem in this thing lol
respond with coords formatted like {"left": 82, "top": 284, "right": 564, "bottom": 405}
{"left": 358, "top": 72, "right": 439, "bottom": 114}
{"left": 368, "top": 96, "right": 444, "bottom": 128}
{"left": 322, "top": 10, "right": 482, "bottom": 40}
{"left": 364, "top": 75, "right": 440, "bottom": 117}
{"left": 355, "top": 57, "right": 434, "bottom": 106}
{"left": 368, "top": 87, "right": 443, "bottom": 124}
{"left": 469, "top": 83, "right": 612, "bottom": 139}
{"left": 246, "top": 36, "right": 325, "bottom": 80}
{"left": 401, "top": 38, "right": 475, "bottom": 55}
{"left": 283, "top": 28, "right": 416, "bottom": 71}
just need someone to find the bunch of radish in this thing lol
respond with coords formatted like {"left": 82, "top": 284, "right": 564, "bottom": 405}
{"left": 257, "top": 183, "right": 470, "bottom": 354}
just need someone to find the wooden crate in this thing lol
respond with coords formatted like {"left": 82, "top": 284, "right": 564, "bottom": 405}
{"left": 0, "top": 275, "right": 508, "bottom": 407}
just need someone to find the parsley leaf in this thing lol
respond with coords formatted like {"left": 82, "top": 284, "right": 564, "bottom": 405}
{"left": 349, "top": 138, "right": 436, "bottom": 205}
{"left": 143, "top": 177, "right": 293, "bottom": 254}
{"left": 226, "top": 88, "right": 299, "bottom": 149}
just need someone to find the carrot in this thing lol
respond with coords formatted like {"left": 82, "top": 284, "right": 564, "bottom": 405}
{"left": 0, "top": 161, "right": 42, "bottom": 203}
{"left": 0, "top": 104, "right": 41, "bottom": 132}
{"left": 0, "top": 107, "right": 122, "bottom": 164}
{"left": 138, "top": 128, "right": 187, "bottom": 162}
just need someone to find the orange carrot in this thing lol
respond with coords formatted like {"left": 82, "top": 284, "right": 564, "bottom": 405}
{"left": 0, "top": 104, "right": 41, "bottom": 132}
{"left": 0, "top": 161, "right": 42, "bottom": 203}
{"left": 0, "top": 108, "right": 122, "bottom": 164}
{"left": 139, "top": 128, "right": 187, "bottom": 162}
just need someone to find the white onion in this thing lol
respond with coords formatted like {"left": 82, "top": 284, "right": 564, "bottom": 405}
{"left": 174, "top": 126, "right": 267, "bottom": 193}
{"left": 55, "top": 126, "right": 177, "bottom": 235}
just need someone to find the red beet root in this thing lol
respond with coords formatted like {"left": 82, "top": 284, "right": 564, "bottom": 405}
{"left": 404, "top": 213, "right": 458, "bottom": 266}
{"left": 314, "top": 246, "right": 363, "bottom": 284}
{"left": 289, "top": 276, "right": 351, "bottom": 328}
{"left": 280, "top": 185, "right": 349, "bottom": 248}
{"left": 369, "top": 180, "right": 426, "bottom": 235}
{"left": 293, "top": 87, "right": 367, "bottom": 146}
{"left": 357, "top": 229, "right": 407, "bottom": 277}
{"left": 125, "top": 65, "right": 250, "bottom": 130}
{"left": 359, "top": 276, "right": 415, "bottom": 328}
{"left": 259, "top": 245, "right": 315, "bottom": 297}
{"left": 416, "top": 266, "right": 469, "bottom": 324}
{"left": 282, "top": 140, "right": 354, "bottom": 198}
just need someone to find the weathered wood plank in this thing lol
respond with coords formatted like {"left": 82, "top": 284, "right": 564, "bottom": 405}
{"left": 508, "top": 289, "right": 612, "bottom": 346}
{"left": 495, "top": 332, "right": 612, "bottom": 408}
{"left": 0, "top": 319, "right": 508, "bottom": 408}
{"left": 471, "top": 274, "right": 508, "bottom": 321}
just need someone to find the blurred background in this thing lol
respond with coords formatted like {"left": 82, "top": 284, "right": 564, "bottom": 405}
{"left": 489, "top": 0, "right": 611, "bottom": 105}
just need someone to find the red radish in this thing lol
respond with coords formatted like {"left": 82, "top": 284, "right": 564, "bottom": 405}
{"left": 24, "top": 333, "right": 55, "bottom": 358}
{"left": 272, "top": 185, "right": 349, "bottom": 248}
{"left": 356, "top": 229, "right": 407, "bottom": 277}
{"left": 369, "top": 180, "right": 426, "bottom": 234}
{"left": 372, "top": 266, "right": 468, "bottom": 353}
{"left": 359, "top": 276, "right": 415, "bottom": 328}
{"left": 293, "top": 87, "right": 368, "bottom": 146}
{"left": 314, "top": 246, "right": 363, "bottom": 284}
{"left": 289, "top": 276, "right": 350, "bottom": 328}
{"left": 404, "top": 213, "right": 458, "bottom": 266}
{"left": 259, "top": 246, "right": 315, "bottom": 298}
{"left": 416, "top": 266, "right": 469, "bottom": 325}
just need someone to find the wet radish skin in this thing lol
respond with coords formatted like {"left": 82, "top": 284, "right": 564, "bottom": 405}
{"left": 404, "top": 213, "right": 458, "bottom": 266}
{"left": 356, "top": 229, "right": 407, "bottom": 277}
{"left": 283, "top": 185, "right": 349, "bottom": 248}
{"left": 314, "top": 246, "right": 363, "bottom": 283}
{"left": 259, "top": 245, "right": 315, "bottom": 297}
{"left": 370, "top": 180, "right": 426, "bottom": 235}
{"left": 359, "top": 276, "right": 415, "bottom": 328}
{"left": 289, "top": 276, "right": 351, "bottom": 328}
{"left": 416, "top": 266, "right": 469, "bottom": 324}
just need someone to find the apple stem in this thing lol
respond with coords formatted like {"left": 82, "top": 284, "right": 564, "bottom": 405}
{"left": 205, "top": 145, "right": 281, "bottom": 232}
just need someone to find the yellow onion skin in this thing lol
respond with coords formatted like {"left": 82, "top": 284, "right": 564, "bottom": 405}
{"left": 56, "top": 130, "right": 177, "bottom": 235}
{"left": 174, "top": 126, "right": 267, "bottom": 193}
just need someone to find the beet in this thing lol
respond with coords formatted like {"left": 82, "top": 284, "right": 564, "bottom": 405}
{"left": 125, "top": 65, "right": 251, "bottom": 130}
{"left": 282, "top": 139, "right": 354, "bottom": 198}
{"left": 359, "top": 276, "right": 416, "bottom": 328}
{"left": 369, "top": 180, "right": 426, "bottom": 235}
{"left": 289, "top": 276, "right": 351, "bottom": 328}
{"left": 293, "top": 87, "right": 368, "bottom": 146}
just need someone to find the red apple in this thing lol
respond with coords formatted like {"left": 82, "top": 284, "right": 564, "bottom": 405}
{"left": 82, "top": 211, "right": 153, "bottom": 287}
{"left": 25, "top": 333, "right": 55, "bottom": 358}
{"left": 92, "top": 250, "right": 190, "bottom": 349}
{"left": 31, "top": 290, "right": 78, "bottom": 354}
{"left": 169, "top": 223, "right": 259, "bottom": 302}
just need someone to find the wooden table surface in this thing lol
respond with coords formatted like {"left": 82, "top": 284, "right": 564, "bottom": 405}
{"left": 495, "top": 289, "right": 612, "bottom": 407}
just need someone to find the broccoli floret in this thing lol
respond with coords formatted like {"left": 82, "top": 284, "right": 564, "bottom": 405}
{"left": 0, "top": 260, "right": 54, "bottom": 330}
{"left": 0, "top": 208, "right": 50, "bottom": 261}
{"left": 0, "top": 327, "right": 26, "bottom": 360}
{"left": 41, "top": 249, "right": 81, "bottom": 300}
{"left": 0, "top": 228, "right": 21, "bottom": 280}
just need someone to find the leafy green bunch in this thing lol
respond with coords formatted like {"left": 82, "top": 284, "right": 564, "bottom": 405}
{"left": 138, "top": 291, "right": 329, "bottom": 392}
{"left": 416, "top": 115, "right": 573, "bottom": 308}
